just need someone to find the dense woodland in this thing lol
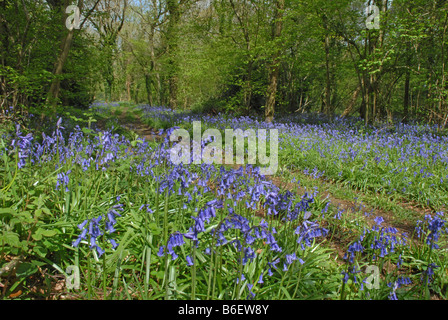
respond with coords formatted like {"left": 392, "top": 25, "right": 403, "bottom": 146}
{"left": 2, "top": 0, "right": 448, "bottom": 126}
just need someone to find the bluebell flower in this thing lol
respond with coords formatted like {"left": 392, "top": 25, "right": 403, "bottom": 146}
{"left": 286, "top": 253, "right": 297, "bottom": 265}
{"left": 247, "top": 283, "right": 256, "bottom": 299}
{"left": 344, "top": 240, "right": 364, "bottom": 264}
{"left": 422, "top": 263, "right": 439, "bottom": 284}
{"left": 72, "top": 228, "right": 87, "bottom": 247}
{"left": 236, "top": 274, "right": 246, "bottom": 284}
{"left": 56, "top": 170, "right": 71, "bottom": 192}
{"left": 109, "top": 238, "right": 119, "bottom": 249}
{"left": 388, "top": 291, "right": 398, "bottom": 300}
{"left": 415, "top": 213, "right": 447, "bottom": 249}
{"left": 157, "top": 246, "right": 165, "bottom": 257}
{"left": 374, "top": 216, "right": 385, "bottom": 226}
{"left": 334, "top": 209, "right": 344, "bottom": 220}
{"left": 72, "top": 203, "right": 122, "bottom": 255}
{"left": 165, "top": 232, "right": 186, "bottom": 260}
{"left": 12, "top": 124, "right": 33, "bottom": 169}
{"left": 341, "top": 271, "right": 349, "bottom": 284}
{"left": 95, "top": 245, "right": 105, "bottom": 258}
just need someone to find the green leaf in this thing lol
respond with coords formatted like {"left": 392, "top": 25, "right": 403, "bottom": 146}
{"left": 31, "top": 232, "right": 42, "bottom": 241}
{"left": 18, "top": 211, "right": 33, "bottom": 223}
{"left": 31, "top": 260, "right": 46, "bottom": 267}
{"left": 148, "top": 222, "right": 162, "bottom": 235}
{"left": 15, "top": 262, "right": 38, "bottom": 278}
{"left": 41, "top": 229, "right": 57, "bottom": 237}
{"left": 82, "top": 127, "right": 93, "bottom": 135}
{"left": 1, "top": 231, "right": 20, "bottom": 247}
{"left": 0, "top": 207, "right": 14, "bottom": 217}
{"left": 34, "top": 208, "right": 43, "bottom": 219}
{"left": 32, "top": 228, "right": 57, "bottom": 241}
{"left": 42, "top": 239, "right": 60, "bottom": 251}
{"left": 151, "top": 270, "right": 165, "bottom": 280}
{"left": 33, "top": 245, "right": 48, "bottom": 258}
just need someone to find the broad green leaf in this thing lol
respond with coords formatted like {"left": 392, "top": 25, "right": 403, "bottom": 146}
{"left": 15, "top": 262, "right": 38, "bottom": 278}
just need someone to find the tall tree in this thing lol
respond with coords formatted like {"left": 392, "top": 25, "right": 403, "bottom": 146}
{"left": 90, "top": 0, "right": 127, "bottom": 102}
{"left": 265, "top": 0, "right": 284, "bottom": 122}
{"left": 46, "top": 0, "right": 100, "bottom": 108}
{"left": 166, "top": 0, "right": 180, "bottom": 108}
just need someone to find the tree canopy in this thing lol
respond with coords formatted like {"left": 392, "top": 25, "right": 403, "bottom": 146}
{"left": 2, "top": 0, "right": 448, "bottom": 126}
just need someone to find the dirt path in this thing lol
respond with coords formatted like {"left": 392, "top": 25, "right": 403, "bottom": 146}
{"left": 115, "top": 107, "right": 162, "bottom": 142}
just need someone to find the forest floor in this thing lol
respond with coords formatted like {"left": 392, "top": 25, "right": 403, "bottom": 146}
{"left": 3, "top": 105, "right": 442, "bottom": 300}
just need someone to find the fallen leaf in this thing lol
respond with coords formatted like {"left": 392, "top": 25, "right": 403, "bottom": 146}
{"left": 9, "top": 290, "right": 22, "bottom": 298}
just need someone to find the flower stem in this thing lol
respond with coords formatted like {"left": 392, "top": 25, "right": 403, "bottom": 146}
{"left": 191, "top": 242, "right": 197, "bottom": 300}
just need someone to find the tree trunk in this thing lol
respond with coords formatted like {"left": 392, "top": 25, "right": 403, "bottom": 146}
{"left": 46, "top": 0, "right": 100, "bottom": 109}
{"left": 265, "top": 0, "right": 284, "bottom": 123}
{"left": 265, "top": 59, "right": 279, "bottom": 123}
{"left": 46, "top": 0, "right": 80, "bottom": 109}
{"left": 362, "top": 75, "right": 370, "bottom": 125}
{"left": 167, "top": 0, "right": 180, "bottom": 109}
{"left": 403, "top": 68, "right": 410, "bottom": 123}
{"left": 341, "top": 85, "right": 361, "bottom": 117}
{"left": 105, "top": 78, "right": 113, "bottom": 102}
{"left": 323, "top": 15, "right": 331, "bottom": 116}
{"left": 144, "top": 74, "right": 152, "bottom": 106}
{"left": 244, "top": 60, "right": 253, "bottom": 113}
{"left": 47, "top": 29, "right": 74, "bottom": 105}
{"left": 126, "top": 75, "right": 132, "bottom": 101}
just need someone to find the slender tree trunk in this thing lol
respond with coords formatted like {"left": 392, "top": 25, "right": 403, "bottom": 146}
{"left": 244, "top": 60, "right": 253, "bottom": 113}
{"left": 362, "top": 75, "right": 370, "bottom": 125}
{"left": 148, "top": 23, "right": 156, "bottom": 106}
{"left": 439, "top": 12, "right": 448, "bottom": 126}
{"left": 46, "top": 0, "right": 80, "bottom": 109}
{"left": 265, "top": 0, "right": 284, "bottom": 123}
{"left": 144, "top": 74, "right": 152, "bottom": 106}
{"left": 126, "top": 75, "right": 132, "bottom": 101}
{"left": 323, "top": 14, "right": 331, "bottom": 116}
{"left": 341, "top": 85, "right": 361, "bottom": 117}
{"left": 105, "top": 78, "right": 113, "bottom": 102}
{"left": 265, "top": 59, "right": 279, "bottom": 123}
{"left": 47, "top": 29, "right": 75, "bottom": 106}
{"left": 403, "top": 68, "right": 410, "bottom": 123}
{"left": 371, "top": 73, "right": 376, "bottom": 122}
{"left": 0, "top": 10, "right": 7, "bottom": 109}
{"left": 167, "top": 0, "right": 180, "bottom": 108}
{"left": 46, "top": 0, "right": 100, "bottom": 109}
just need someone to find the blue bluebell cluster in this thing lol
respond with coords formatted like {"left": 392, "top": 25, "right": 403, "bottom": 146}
{"left": 387, "top": 276, "right": 412, "bottom": 300}
{"left": 11, "top": 124, "right": 33, "bottom": 169}
{"left": 56, "top": 170, "right": 71, "bottom": 192}
{"left": 415, "top": 212, "right": 448, "bottom": 249}
{"left": 155, "top": 164, "right": 329, "bottom": 294}
{"left": 295, "top": 220, "right": 329, "bottom": 250}
{"left": 422, "top": 263, "right": 439, "bottom": 284}
{"left": 72, "top": 203, "right": 123, "bottom": 257}
{"left": 341, "top": 215, "right": 412, "bottom": 299}
{"left": 351, "top": 216, "right": 407, "bottom": 262}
